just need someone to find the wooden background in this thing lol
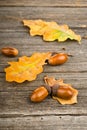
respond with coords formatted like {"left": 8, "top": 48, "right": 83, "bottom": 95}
{"left": 0, "top": 0, "right": 87, "bottom": 129}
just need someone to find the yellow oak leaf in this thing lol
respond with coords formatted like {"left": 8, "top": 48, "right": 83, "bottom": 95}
{"left": 44, "top": 76, "right": 78, "bottom": 105}
{"left": 23, "top": 19, "right": 58, "bottom": 36}
{"left": 23, "top": 19, "right": 81, "bottom": 43}
{"left": 5, "top": 52, "right": 51, "bottom": 83}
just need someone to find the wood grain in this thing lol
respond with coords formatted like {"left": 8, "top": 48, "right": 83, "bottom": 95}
{"left": 0, "top": 7, "right": 87, "bottom": 28}
{"left": 0, "top": 35, "right": 87, "bottom": 72}
{"left": 0, "top": 0, "right": 87, "bottom": 7}
{"left": 0, "top": 72, "right": 87, "bottom": 91}
{"left": 0, "top": 1, "right": 87, "bottom": 130}
{"left": 0, "top": 116, "right": 87, "bottom": 130}
{"left": 0, "top": 88, "right": 87, "bottom": 115}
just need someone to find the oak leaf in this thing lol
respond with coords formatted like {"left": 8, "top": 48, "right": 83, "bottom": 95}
{"left": 23, "top": 19, "right": 81, "bottom": 43}
{"left": 44, "top": 76, "right": 78, "bottom": 105}
{"left": 5, "top": 52, "right": 51, "bottom": 83}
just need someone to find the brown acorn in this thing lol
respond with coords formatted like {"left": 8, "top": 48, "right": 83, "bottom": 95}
{"left": 30, "top": 85, "right": 51, "bottom": 102}
{"left": 48, "top": 53, "right": 68, "bottom": 66}
{"left": 52, "top": 84, "right": 73, "bottom": 100}
{"left": 1, "top": 47, "right": 18, "bottom": 57}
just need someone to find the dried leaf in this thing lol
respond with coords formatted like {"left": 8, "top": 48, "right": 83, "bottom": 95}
{"left": 5, "top": 52, "right": 51, "bottom": 83}
{"left": 44, "top": 76, "right": 78, "bottom": 105}
{"left": 23, "top": 19, "right": 81, "bottom": 43}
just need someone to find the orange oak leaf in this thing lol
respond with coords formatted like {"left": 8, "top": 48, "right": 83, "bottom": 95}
{"left": 5, "top": 52, "right": 51, "bottom": 83}
{"left": 44, "top": 76, "right": 78, "bottom": 105}
{"left": 23, "top": 19, "right": 81, "bottom": 43}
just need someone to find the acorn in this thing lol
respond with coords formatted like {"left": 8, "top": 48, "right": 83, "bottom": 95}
{"left": 51, "top": 84, "right": 73, "bottom": 100}
{"left": 30, "top": 84, "right": 74, "bottom": 102}
{"left": 30, "top": 85, "right": 51, "bottom": 102}
{"left": 1, "top": 47, "right": 18, "bottom": 57}
{"left": 48, "top": 53, "right": 68, "bottom": 66}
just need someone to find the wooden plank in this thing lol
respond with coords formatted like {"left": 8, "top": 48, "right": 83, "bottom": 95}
{"left": 0, "top": 0, "right": 87, "bottom": 7}
{"left": 0, "top": 59, "right": 87, "bottom": 73}
{"left": 0, "top": 87, "right": 87, "bottom": 115}
{"left": 0, "top": 33, "right": 86, "bottom": 55}
{"left": 0, "top": 116, "right": 87, "bottom": 130}
{"left": 0, "top": 36, "right": 87, "bottom": 72}
{"left": 1, "top": 58, "right": 87, "bottom": 73}
{"left": 1, "top": 59, "right": 87, "bottom": 72}
{"left": 0, "top": 7, "right": 87, "bottom": 28}
{"left": 0, "top": 27, "right": 87, "bottom": 37}
{"left": 0, "top": 72, "right": 87, "bottom": 91}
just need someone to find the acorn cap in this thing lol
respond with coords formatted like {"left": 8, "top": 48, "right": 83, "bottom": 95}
{"left": 51, "top": 84, "right": 60, "bottom": 96}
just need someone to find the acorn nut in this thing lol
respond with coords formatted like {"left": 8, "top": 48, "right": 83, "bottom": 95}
{"left": 30, "top": 86, "right": 49, "bottom": 102}
{"left": 30, "top": 84, "right": 74, "bottom": 102}
{"left": 52, "top": 85, "right": 73, "bottom": 100}
{"left": 1, "top": 47, "right": 18, "bottom": 57}
{"left": 48, "top": 53, "right": 68, "bottom": 65}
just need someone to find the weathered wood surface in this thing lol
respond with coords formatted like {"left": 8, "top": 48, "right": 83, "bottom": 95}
{"left": 0, "top": 0, "right": 87, "bottom": 7}
{"left": 0, "top": 7, "right": 87, "bottom": 28}
{"left": 0, "top": 116, "right": 87, "bottom": 130}
{"left": 0, "top": 0, "right": 87, "bottom": 130}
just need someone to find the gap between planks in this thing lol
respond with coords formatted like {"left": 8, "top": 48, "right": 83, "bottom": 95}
{"left": 0, "top": 113, "right": 87, "bottom": 118}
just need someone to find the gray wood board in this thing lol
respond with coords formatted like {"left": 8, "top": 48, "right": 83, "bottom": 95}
{"left": 0, "top": 116, "right": 87, "bottom": 130}
{"left": 0, "top": 0, "right": 87, "bottom": 7}
{"left": 0, "top": 88, "right": 87, "bottom": 115}
{"left": 0, "top": 7, "right": 87, "bottom": 28}
{"left": 0, "top": 36, "right": 87, "bottom": 72}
